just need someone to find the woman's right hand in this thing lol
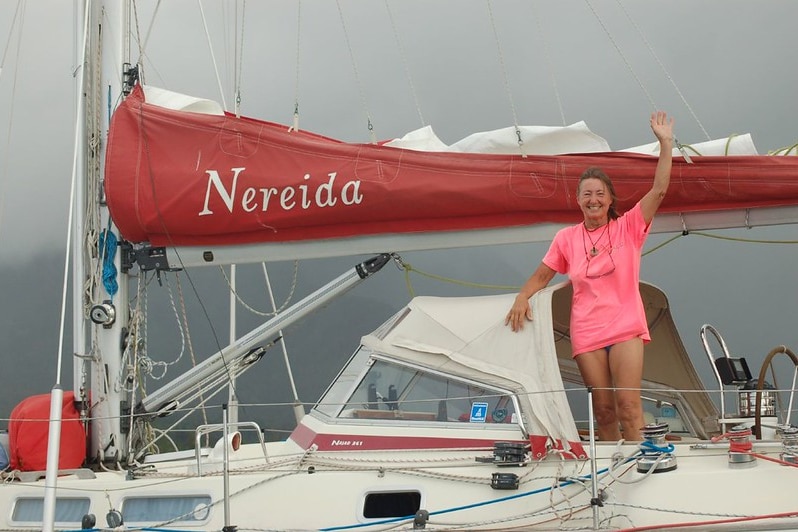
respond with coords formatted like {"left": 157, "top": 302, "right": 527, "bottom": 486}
{"left": 505, "top": 263, "right": 556, "bottom": 331}
{"left": 505, "top": 294, "right": 533, "bottom": 332}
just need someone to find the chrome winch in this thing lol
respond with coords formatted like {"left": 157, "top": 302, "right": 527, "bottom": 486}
{"left": 726, "top": 425, "right": 757, "bottom": 469}
{"left": 636, "top": 422, "right": 677, "bottom": 473}
{"left": 777, "top": 425, "right": 798, "bottom": 465}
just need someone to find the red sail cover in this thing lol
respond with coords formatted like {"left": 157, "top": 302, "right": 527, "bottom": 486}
{"left": 9, "top": 392, "right": 86, "bottom": 471}
{"left": 105, "top": 85, "right": 798, "bottom": 247}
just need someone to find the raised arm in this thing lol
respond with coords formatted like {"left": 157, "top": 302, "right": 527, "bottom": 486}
{"left": 640, "top": 111, "right": 674, "bottom": 224}
{"left": 505, "top": 262, "right": 557, "bottom": 332}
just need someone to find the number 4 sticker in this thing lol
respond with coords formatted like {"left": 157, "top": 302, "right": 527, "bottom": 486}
{"left": 470, "top": 402, "right": 488, "bottom": 423}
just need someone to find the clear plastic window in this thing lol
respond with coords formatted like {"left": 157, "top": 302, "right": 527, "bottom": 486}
{"left": 12, "top": 497, "right": 91, "bottom": 525}
{"left": 333, "top": 358, "right": 517, "bottom": 424}
{"left": 122, "top": 495, "right": 212, "bottom": 524}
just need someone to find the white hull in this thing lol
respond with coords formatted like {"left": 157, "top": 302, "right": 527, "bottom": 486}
{"left": 4, "top": 436, "right": 797, "bottom": 531}
{"left": 3, "top": 2, "right": 798, "bottom": 531}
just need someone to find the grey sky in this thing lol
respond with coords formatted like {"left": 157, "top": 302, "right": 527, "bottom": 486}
{"left": 0, "top": 1, "right": 796, "bottom": 411}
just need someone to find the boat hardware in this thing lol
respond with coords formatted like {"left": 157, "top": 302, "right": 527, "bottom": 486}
{"left": 778, "top": 425, "right": 798, "bottom": 465}
{"left": 636, "top": 422, "right": 677, "bottom": 473}
{"left": 89, "top": 300, "right": 115, "bottom": 327}
{"left": 413, "top": 509, "right": 430, "bottom": 529}
{"left": 137, "top": 254, "right": 391, "bottom": 419}
{"left": 491, "top": 472, "right": 520, "bottom": 490}
{"left": 753, "top": 345, "right": 798, "bottom": 439}
{"left": 721, "top": 425, "right": 757, "bottom": 469}
{"left": 489, "top": 441, "right": 529, "bottom": 466}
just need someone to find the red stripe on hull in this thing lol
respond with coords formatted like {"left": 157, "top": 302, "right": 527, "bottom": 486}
{"left": 290, "top": 422, "right": 516, "bottom": 451}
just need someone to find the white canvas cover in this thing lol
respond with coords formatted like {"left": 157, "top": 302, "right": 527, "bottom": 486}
{"left": 361, "top": 286, "right": 580, "bottom": 447}
{"left": 142, "top": 85, "right": 224, "bottom": 115}
{"left": 385, "top": 120, "right": 611, "bottom": 155}
{"left": 622, "top": 133, "right": 759, "bottom": 156}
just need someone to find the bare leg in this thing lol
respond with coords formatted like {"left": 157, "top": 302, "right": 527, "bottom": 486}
{"left": 608, "top": 338, "right": 645, "bottom": 441}
{"left": 576, "top": 349, "right": 621, "bottom": 441}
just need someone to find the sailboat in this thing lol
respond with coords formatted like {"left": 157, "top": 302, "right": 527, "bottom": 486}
{"left": 2, "top": 1, "right": 798, "bottom": 530}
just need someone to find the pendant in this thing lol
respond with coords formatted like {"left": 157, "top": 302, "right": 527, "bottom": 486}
{"left": 590, "top": 247, "right": 598, "bottom": 257}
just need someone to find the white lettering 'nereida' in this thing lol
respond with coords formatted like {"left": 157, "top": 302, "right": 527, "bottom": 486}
{"left": 198, "top": 169, "right": 363, "bottom": 216}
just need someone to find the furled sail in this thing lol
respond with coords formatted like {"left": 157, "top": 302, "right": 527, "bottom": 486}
{"left": 105, "top": 85, "right": 798, "bottom": 259}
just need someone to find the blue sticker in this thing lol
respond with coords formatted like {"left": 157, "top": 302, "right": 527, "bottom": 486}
{"left": 470, "top": 402, "right": 489, "bottom": 423}
{"left": 661, "top": 406, "right": 676, "bottom": 418}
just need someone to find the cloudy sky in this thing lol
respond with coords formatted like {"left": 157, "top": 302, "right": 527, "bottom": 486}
{"left": 0, "top": 1, "right": 796, "bottom": 417}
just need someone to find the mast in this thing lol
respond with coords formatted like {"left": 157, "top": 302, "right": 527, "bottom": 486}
{"left": 76, "top": 0, "right": 130, "bottom": 465}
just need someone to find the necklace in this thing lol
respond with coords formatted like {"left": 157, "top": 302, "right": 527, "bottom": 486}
{"left": 582, "top": 222, "right": 609, "bottom": 257}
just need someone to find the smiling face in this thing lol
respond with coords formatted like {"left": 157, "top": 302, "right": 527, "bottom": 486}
{"left": 578, "top": 177, "right": 611, "bottom": 228}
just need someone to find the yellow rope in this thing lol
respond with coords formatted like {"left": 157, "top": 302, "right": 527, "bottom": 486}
{"left": 689, "top": 230, "right": 798, "bottom": 245}
{"left": 770, "top": 142, "right": 798, "bottom": 156}
{"left": 642, "top": 234, "right": 682, "bottom": 256}
{"left": 399, "top": 231, "right": 797, "bottom": 295}
{"left": 401, "top": 261, "right": 521, "bottom": 296}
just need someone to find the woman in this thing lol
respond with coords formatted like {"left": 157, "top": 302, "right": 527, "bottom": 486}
{"left": 505, "top": 111, "right": 674, "bottom": 441}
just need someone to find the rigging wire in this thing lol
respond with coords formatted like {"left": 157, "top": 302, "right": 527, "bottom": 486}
{"left": 613, "top": 0, "right": 711, "bottom": 141}
{"left": 384, "top": 0, "right": 426, "bottom": 128}
{"left": 527, "top": 1, "right": 567, "bottom": 127}
{"left": 0, "top": 0, "right": 23, "bottom": 73}
{"left": 583, "top": 0, "right": 658, "bottom": 112}
{"left": 137, "top": 0, "right": 162, "bottom": 60}
{"left": 582, "top": 0, "right": 693, "bottom": 160}
{"left": 197, "top": 0, "right": 228, "bottom": 110}
{"left": 289, "top": 0, "right": 302, "bottom": 132}
{"left": 234, "top": 0, "right": 246, "bottom": 116}
{"left": 398, "top": 230, "right": 798, "bottom": 298}
{"left": 335, "top": 0, "right": 376, "bottom": 142}
{"left": 485, "top": 0, "right": 525, "bottom": 155}
{"left": 0, "top": 0, "right": 25, "bottom": 256}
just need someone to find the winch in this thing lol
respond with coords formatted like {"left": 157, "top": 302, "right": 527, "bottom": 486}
{"left": 778, "top": 425, "right": 798, "bottom": 465}
{"left": 725, "top": 425, "right": 757, "bottom": 469}
{"left": 636, "top": 422, "right": 677, "bottom": 473}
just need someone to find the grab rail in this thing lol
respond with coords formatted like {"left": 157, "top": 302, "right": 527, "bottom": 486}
{"left": 754, "top": 346, "right": 798, "bottom": 439}
{"left": 700, "top": 324, "right": 731, "bottom": 422}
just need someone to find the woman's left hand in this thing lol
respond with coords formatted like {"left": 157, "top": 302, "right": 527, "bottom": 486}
{"left": 650, "top": 111, "right": 674, "bottom": 143}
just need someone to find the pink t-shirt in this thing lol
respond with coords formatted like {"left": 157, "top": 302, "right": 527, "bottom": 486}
{"left": 542, "top": 202, "right": 651, "bottom": 356}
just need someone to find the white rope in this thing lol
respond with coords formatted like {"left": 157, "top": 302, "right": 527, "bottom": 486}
{"left": 218, "top": 260, "right": 299, "bottom": 317}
